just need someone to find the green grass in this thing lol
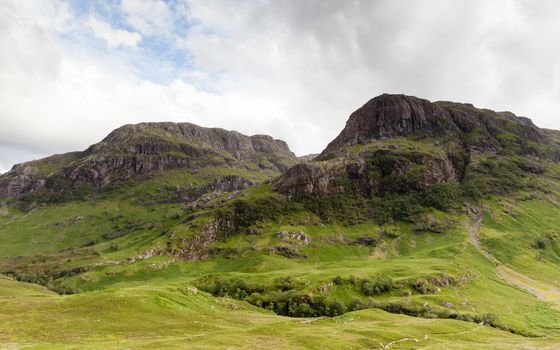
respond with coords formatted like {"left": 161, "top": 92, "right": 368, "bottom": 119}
{"left": 480, "top": 197, "right": 560, "bottom": 285}
{"left": 2, "top": 276, "right": 559, "bottom": 349}
{"left": 4, "top": 167, "right": 560, "bottom": 347}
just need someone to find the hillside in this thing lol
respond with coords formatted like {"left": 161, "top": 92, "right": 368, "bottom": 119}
{"left": 3, "top": 95, "right": 560, "bottom": 349}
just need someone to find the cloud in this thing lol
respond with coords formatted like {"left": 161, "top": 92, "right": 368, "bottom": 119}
{"left": 88, "top": 17, "right": 142, "bottom": 48}
{"left": 2, "top": 0, "right": 560, "bottom": 172}
{"left": 178, "top": 0, "right": 560, "bottom": 145}
{"left": 121, "top": 0, "right": 174, "bottom": 36}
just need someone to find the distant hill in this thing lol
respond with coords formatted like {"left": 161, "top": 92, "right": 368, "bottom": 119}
{"left": 0, "top": 122, "right": 298, "bottom": 201}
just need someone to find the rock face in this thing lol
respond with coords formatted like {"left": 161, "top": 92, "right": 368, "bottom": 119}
{"left": 276, "top": 150, "right": 459, "bottom": 197}
{"left": 0, "top": 165, "right": 45, "bottom": 199}
{"left": 320, "top": 94, "right": 544, "bottom": 159}
{"left": 321, "top": 94, "right": 457, "bottom": 156}
{"left": 0, "top": 122, "right": 297, "bottom": 199}
{"left": 276, "top": 94, "right": 554, "bottom": 197}
{"left": 0, "top": 152, "right": 82, "bottom": 200}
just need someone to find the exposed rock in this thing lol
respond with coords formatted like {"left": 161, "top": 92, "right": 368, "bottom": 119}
{"left": 127, "top": 249, "right": 159, "bottom": 263}
{"left": 297, "top": 154, "right": 319, "bottom": 163}
{"left": 212, "top": 175, "right": 255, "bottom": 193}
{"left": 250, "top": 134, "right": 292, "bottom": 155}
{"left": 0, "top": 166, "right": 46, "bottom": 198}
{"left": 277, "top": 230, "right": 312, "bottom": 245}
{"left": 275, "top": 149, "right": 458, "bottom": 197}
{"left": 354, "top": 236, "right": 378, "bottom": 246}
{"left": 441, "top": 301, "right": 455, "bottom": 308}
{"left": 171, "top": 219, "right": 220, "bottom": 260}
{"left": 274, "top": 161, "right": 341, "bottom": 196}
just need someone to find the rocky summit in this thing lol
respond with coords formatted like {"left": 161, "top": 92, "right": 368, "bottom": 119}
{"left": 5, "top": 95, "right": 560, "bottom": 349}
{"left": 320, "top": 94, "right": 544, "bottom": 157}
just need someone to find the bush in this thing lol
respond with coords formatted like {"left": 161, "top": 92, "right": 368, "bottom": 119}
{"left": 476, "top": 313, "right": 504, "bottom": 329}
{"left": 535, "top": 238, "right": 549, "bottom": 249}
{"left": 293, "top": 193, "right": 372, "bottom": 225}
{"left": 376, "top": 194, "right": 422, "bottom": 224}
{"left": 361, "top": 275, "right": 394, "bottom": 296}
{"left": 275, "top": 276, "right": 298, "bottom": 291}
{"left": 421, "top": 184, "right": 462, "bottom": 211}
{"left": 327, "top": 299, "right": 346, "bottom": 317}
{"left": 349, "top": 297, "right": 367, "bottom": 311}
{"left": 332, "top": 276, "right": 344, "bottom": 285}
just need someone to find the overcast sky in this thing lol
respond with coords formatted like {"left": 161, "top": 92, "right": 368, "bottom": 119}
{"left": 1, "top": 0, "right": 560, "bottom": 173}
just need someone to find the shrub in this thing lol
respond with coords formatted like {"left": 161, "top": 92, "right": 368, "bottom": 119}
{"left": 349, "top": 297, "right": 367, "bottom": 311}
{"left": 535, "top": 238, "right": 549, "bottom": 249}
{"left": 361, "top": 279, "right": 375, "bottom": 296}
{"left": 275, "top": 276, "right": 297, "bottom": 291}
{"left": 361, "top": 275, "right": 394, "bottom": 296}
{"left": 376, "top": 194, "right": 422, "bottom": 224}
{"left": 327, "top": 299, "right": 346, "bottom": 317}
{"left": 476, "top": 313, "right": 504, "bottom": 329}
{"left": 332, "top": 276, "right": 344, "bottom": 285}
{"left": 421, "top": 184, "right": 462, "bottom": 211}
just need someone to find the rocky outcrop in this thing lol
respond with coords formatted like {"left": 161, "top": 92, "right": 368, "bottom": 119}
{"left": 250, "top": 134, "right": 292, "bottom": 154}
{"left": 275, "top": 150, "right": 459, "bottom": 197}
{"left": 0, "top": 152, "right": 82, "bottom": 199}
{"left": 212, "top": 175, "right": 255, "bottom": 193}
{"left": 0, "top": 166, "right": 45, "bottom": 198}
{"left": 275, "top": 161, "right": 342, "bottom": 196}
{"left": 169, "top": 219, "right": 219, "bottom": 260}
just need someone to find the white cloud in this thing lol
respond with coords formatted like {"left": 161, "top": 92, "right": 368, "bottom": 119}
{"left": 121, "top": 0, "right": 173, "bottom": 36}
{"left": 88, "top": 17, "right": 142, "bottom": 48}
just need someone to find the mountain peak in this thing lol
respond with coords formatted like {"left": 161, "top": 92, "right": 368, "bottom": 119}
{"left": 0, "top": 121, "right": 297, "bottom": 200}
{"left": 320, "top": 94, "right": 456, "bottom": 157}
{"left": 319, "top": 94, "right": 543, "bottom": 159}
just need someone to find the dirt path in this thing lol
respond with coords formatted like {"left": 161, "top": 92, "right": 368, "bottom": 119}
{"left": 381, "top": 337, "right": 419, "bottom": 349}
{"left": 381, "top": 325, "right": 483, "bottom": 349}
{"left": 468, "top": 210, "right": 560, "bottom": 306}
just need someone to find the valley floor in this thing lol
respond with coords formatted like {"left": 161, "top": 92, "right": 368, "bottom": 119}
{"left": 1, "top": 276, "right": 559, "bottom": 350}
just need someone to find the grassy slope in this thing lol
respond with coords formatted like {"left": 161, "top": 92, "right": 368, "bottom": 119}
{"left": 1, "top": 276, "right": 558, "bottom": 350}
{"left": 4, "top": 168, "right": 560, "bottom": 347}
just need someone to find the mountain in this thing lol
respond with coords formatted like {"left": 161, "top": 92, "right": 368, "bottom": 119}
{"left": 3, "top": 95, "right": 560, "bottom": 349}
{"left": 275, "top": 94, "right": 560, "bottom": 209}
{"left": 0, "top": 122, "right": 298, "bottom": 201}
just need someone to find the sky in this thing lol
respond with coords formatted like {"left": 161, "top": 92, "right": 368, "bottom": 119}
{"left": 1, "top": 0, "right": 560, "bottom": 174}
